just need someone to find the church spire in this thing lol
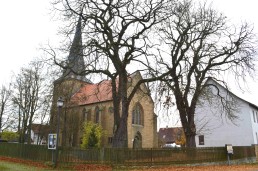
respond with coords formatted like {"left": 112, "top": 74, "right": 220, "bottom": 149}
{"left": 63, "top": 17, "right": 87, "bottom": 81}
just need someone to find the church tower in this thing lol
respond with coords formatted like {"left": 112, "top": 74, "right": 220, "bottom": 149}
{"left": 62, "top": 17, "right": 88, "bottom": 81}
{"left": 50, "top": 17, "right": 90, "bottom": 146}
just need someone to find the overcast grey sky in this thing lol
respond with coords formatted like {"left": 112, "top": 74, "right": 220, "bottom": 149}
{"left": 0, "top": 0, "right": 58, "bottom": 82}
{"left": 204, "top": 0, "right": 258, "bottom": 106}
{"left": 0, "top": 0, "right": 257, "bottom": 108}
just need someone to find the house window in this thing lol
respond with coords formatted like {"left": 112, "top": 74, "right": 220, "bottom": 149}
{"left": 177, "top": 134, "right": 181, "bottom": 141}
{"left": 199, "top": 135, "right": 204, "bottom": 145}
{"left": 95, "top": 106, "right": 100, "bottom": 123}
{"left": 132, "top": 103, "right": 144, "bottom": 125}
{"left": 177, "top": 129, "right": 182, "bottom": 141}
{"left": 256, "top": 112, "right": 258, "bottom": 123}
{"left": 253, "top": 111, "right": 256, "bottom": 123}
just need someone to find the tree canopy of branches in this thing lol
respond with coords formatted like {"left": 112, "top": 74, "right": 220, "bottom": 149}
{"left": 49, "top": 0, "right": 257, "bottom": 148}
{"left": 50, "top": 0, "right": 168, "bottom": 147}
{"left": 12, "top": 61, "right": 52, "bottom": 143}
{"left": 157, "top": 0, "right": 257, "bottom": 147}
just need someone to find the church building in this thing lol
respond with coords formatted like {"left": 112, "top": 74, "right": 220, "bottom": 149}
{"left": 49, "top": 18, "right": 158, "bottom": 148}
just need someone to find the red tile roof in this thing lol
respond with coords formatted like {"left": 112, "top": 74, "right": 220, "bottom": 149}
{"left": 31, "top": 124, "right": 50, "bottom": 135}
{"left": 71, "top": 80, "right": 113, "bottom": 105}
{"left": 158, "top": 127, "right": 183, "bottom": 144}
{"left": 70, "top": 71, "right": 140, "bottom": 106}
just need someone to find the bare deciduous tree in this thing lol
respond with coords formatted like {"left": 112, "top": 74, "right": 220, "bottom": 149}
{"left": 49, "top": 0, "right": 168, "bottom": 147}
{"left": 12, "top": 61, "right": 49, "bottom": 144}
{"left": 0, "top": 84, "right": 13, "bottom": 132}
{"left": 157, "top": 0, "right": 257, "bottom": 147}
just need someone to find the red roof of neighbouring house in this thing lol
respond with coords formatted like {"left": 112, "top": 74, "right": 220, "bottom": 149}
{"left": 71, "top": 79, "right": 113, "bottom": 105}
{"left": 158, "top": 127, "right": 183, "bottom": 144}
{"left": 31, "top": 124, "right": 50, "bottom": 138}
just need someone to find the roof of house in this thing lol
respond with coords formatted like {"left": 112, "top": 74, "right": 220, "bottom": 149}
{"left": 205, "top": 77, "right": 258, "bottom": 110}
{"left": 158, "top": 127, "right": 183, "bottom": 144}
{"left": 31, "top": 124, "right": 50, "bottom": 134}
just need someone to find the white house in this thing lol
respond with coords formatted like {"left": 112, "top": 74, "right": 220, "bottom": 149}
{"left": 30, "top": 124, "right": 50, "bottom": 145}
{"left": 195, "top": 78, "right": 258, "bottom": 147}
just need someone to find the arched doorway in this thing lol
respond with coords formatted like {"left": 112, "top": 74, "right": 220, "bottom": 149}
{"left": 133, "top": 132, "right": 142, "bottom": 149}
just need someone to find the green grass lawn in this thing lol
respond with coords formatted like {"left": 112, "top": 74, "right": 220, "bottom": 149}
{"left": 0, "top": 161, "right": 59, "bottom": 171}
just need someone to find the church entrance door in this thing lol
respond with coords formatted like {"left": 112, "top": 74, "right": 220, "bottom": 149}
{"left": 133, "top": 132, "right": 142, "bottom": 148}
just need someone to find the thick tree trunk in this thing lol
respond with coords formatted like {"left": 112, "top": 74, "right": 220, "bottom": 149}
{"left": 112, "top": 95, "right": 129, "bottom": 148}
{"left": 112, "top": 72, "right": 129, "bottom": 148}
{"left": 178, "top": 106, "right": 197, "bottom": 147}
{"left": 112, "top": 116, "right": 128, "bottom": 148}
{"left": 186, "top": 132, "right": 196, "bottom": 147}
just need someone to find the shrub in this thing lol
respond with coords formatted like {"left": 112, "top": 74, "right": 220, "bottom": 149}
{"left": 81, "top": 121, "right": 104, "bottom": 149}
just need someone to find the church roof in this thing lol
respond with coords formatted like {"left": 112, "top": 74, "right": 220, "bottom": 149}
{"left": 71, "top": 79, "right": 113, "bottom": 106}
{"left": 70, "top": 71, "right": 145, "bottom": 106}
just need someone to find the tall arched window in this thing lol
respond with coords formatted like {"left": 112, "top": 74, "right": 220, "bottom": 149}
{"left": 82, "top": 108, "right": 91, "bottom": 122}
{"left": 82, "top": 108, "right": 87, "bottom": 121}
{"left": 132, "top": 103, "right": 143, "bottom": 125}
{"left": 95, "top": 106, "right": 100, "bottom": 123}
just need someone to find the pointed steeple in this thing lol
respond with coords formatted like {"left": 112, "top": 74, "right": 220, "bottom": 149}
{"left": 63, "top": 17, "right": 88, "bottom": 82}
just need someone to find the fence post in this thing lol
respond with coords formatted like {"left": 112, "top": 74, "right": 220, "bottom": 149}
{"left": 253, "top": 144, "right": 258, "bottom": 162}
{"left": 151, "top": 148, "right": 153, "bottom": 166}
{"left": 100, "top": 148, "right": 104, "bottom": 163}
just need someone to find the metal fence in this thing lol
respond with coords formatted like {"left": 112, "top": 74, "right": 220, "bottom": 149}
{"left": 0, "top": 143, "right": 256, "bottom": 166}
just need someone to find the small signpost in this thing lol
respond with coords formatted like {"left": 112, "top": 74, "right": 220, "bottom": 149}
{"left": 48, "top": 133, "right": 57, "bottom": 164}
{"left": 226, "top": 144, "right": 233, "bottom": 165}
{"left": 48, "top": 134, "right": 57, "bottom": 150}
